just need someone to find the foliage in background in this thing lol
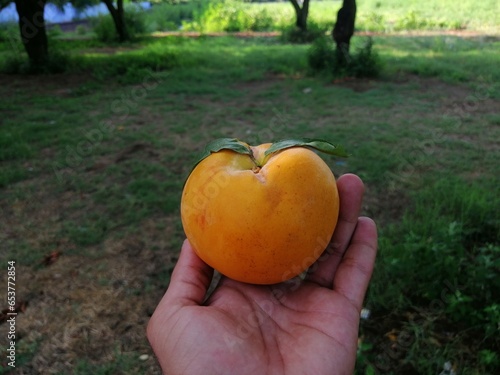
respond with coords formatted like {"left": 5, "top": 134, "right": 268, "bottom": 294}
{"left": 143, "top": 0, "right": 500, "bottom": 34}
{"left": 308, "top": 36, "right": 381, "bottom": 78}
{"left": 0, "top": 23, "right": 13, "bottom": 42}
{"left": 393, "top": 10, "right": 464, "bottom": 31}
{"left": 185, "top": 0, "right": 275, "bottom": 32}
{"left": 280, "top": 21, "right": 327, "bottom": 44}
{"left": 145, "top": 0, "right": 204, "bottom": 31}
{"left": 0, "top": 27, "right": 74, "bottom": 74}
{"left": 92, "top": 5, "right": 147, "bottom": 42}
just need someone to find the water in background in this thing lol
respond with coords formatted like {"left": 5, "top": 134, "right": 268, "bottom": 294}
{"left": 0, "top": 2, "right": 151, "bottom": 24}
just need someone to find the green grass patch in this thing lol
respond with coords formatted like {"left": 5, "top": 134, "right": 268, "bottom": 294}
{"left": 93, "top": 162, "right": 182, "bottom": 224}
{"left": 373, "top": 178, "right": 499, "bottom": 315}
{"left": 63, "top": 215, "right": 111, "bottom": 247}
{"left": 0, "top": 338, "right": 40, "bottom": 374}
{"left": 72, "top": 349, "right": 151, "bottom": 375}
{"left": 377, "top": 36, "right": 500, "bottom": 89}
{"left": 362, "top": 177, "right": 500, "bottom": 374}
{"left": 0, "top": 166, "right": 29, "bottom": 188}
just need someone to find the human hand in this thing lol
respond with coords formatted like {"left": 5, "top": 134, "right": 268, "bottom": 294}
{"left": 147, "top": 173, "right": 378, "bottom": 375}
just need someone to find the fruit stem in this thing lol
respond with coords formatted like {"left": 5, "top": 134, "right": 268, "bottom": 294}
{"left": 250, "top": 146, "right": 268, "bottom": 168}
{"left": 249, "top": 150, "right": 259, "bottom": 168}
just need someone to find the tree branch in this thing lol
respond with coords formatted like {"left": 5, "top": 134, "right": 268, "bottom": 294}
{"left": 101, "top": 0, "right": 116, "bottom": 15}
{"left": 289, "top": 0, "right": 301, "bottom": 14}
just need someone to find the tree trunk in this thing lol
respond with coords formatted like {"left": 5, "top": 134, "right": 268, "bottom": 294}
{"left": 332, "top": 0, "right": 356, "bottom": 66}
{"left": 289, "top": 0, "right": 310, "bottom": 32}
{"left": 102, "top": 0, "right": 129, "bottom": 42}
{"left": 15, "top": 0, "right": 48, "bottom": 67}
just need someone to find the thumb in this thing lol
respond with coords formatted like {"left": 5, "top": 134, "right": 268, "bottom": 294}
{"left": 163, "top": 239, "right": 214, "bottom": 307}
{"left": 147, "top": 240, "right": 213, "bottom": 351}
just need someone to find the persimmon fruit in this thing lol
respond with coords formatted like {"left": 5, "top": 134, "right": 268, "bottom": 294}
{"left": 180, "top": 138, "right": 348, "bottom": 285}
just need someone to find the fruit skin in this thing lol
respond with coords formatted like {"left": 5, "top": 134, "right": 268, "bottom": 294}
{"left": 180, "top": 142, "right": 339, "bottom": 285}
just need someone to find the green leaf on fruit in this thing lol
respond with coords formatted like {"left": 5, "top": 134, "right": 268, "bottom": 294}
{"left": 195, "top": 138, "right": 251, "bottom": 165}
{"left": 265, "top": 138, "right": 349, "bottom": 158}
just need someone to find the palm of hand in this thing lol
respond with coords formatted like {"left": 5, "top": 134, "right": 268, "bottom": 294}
{"left": 164, "top": 278, "right": 360, "bottom": 375}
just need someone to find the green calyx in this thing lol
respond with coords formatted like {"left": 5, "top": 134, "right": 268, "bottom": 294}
{"left": 198, "top": 138, "right": 252, "bottom": 161}
{"left": 264, "top": 138, "right": 349, "bottom": 158}
{"left": 193, "top": 137, "right": 349, "bottom": 169}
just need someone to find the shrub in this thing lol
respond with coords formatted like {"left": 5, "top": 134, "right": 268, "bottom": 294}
{"left": 0, "top": 49, "right": 73, "bottom": 74}
{"left": 307, "top": 36, "right": 381, "bottom": 78}
{"left": 92, "top": 6, "right": 146, "bottom": 42}
{"left": 307, "top": 35, "right": 336, "bottom": 71}
{"left": 191, "top": 0, "right": 276, "bottom": 32}
{"left": 358, "top": 11, "right": 387, "bottom": 33}
{"left": 92, "top": 16, "right": 116, "bottom": 42}
{"left": 0, "top": 54, "right": 26, "bottom": 74}
{"left": 281, "top": 21, "right": 327, "bottom": 44}
{"left": 0, "top": 23, "right": 19, "bottom": 43}
{"left": 47, "top": 25, "right": 63, "bottom": 39}
{"left": 193, "top": 0, "right": 241, "bottom": 32}
{"left": 149, "top": 20, "right": 179, "bottom": 32}
{"left": 75, "top": 25, "right": 88, "bottom": 36}
{"left": 348, "top": 38, "right": 381, "bottom": 78}
{"left": 0, "top": 24, "right": 75, "bottom": 74}
{"left": 44, "top": 49, "right": 73, "bottom": 73}
{"left": 250, "top": 9, "right": 274, "bottom": 31}
{"left": 145, "top": 1, "right": 204, "bottom": 32}
{"left": 125, "top": 7, "right": 147, "bottom": 37}
{"left": 225, "top": 7, "right": 252, "bottom": 32}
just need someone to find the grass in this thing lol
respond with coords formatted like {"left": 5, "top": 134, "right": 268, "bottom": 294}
{"left": 0, "top": 3, "right": 499, "bottom": 373}
{"left": 142, "top": 0, "right": 500, "bottom": 33}
{"left": 72, "top": 349, "right": 151, "bottom": 375}
{"left": 362, "top": 178, "right": 499, "bottom": 374}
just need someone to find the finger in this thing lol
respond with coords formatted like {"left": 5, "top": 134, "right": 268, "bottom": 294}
{"left": 306, "top": 174, "right": 365, "bottom": 288}
{"left": 161, "top": 239, "right": 214, "bottom": 307}
{"left": 147, "top": 240, "right": 212, "bottom": 349}
{"left": 333, "top": 217, "right": 378, "bottom": 311}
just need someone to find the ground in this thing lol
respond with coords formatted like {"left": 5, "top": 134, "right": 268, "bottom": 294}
{"left": 0, "top": 32, "right": 499, "bottom": 373}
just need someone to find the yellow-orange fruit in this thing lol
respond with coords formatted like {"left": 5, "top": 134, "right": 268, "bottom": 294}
{"left": 181, "top": 142, "right": 339, "bottom": 284}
